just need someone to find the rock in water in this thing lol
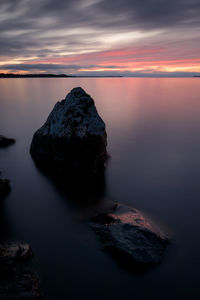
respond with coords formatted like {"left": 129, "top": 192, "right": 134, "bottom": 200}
{"left": 30, "top": 87, "right": 108, "bottom": 177}
{"left": 0, "top": 243, "right": 42, "bottom": 299}
{"left": 90, "top": 204, "right": 169, "bottom": 267}
{"left": 0, "top": 135, "right": 15, "bottom": 147}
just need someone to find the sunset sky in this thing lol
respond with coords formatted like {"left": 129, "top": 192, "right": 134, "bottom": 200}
{"left": 0, "top": 0, "right": 200, "bottom": 76}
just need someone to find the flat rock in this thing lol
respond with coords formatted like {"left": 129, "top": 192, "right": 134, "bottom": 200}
{"left": 0, "top": 178, "right": 11, "bottom": 200}
{"left": 30, "top": 87, "right": 108, "bottom": 177}
{"left": 0, "top": 135, "right": 15, "bottom": 147}
{"left": 0, "top": 243, "right": 42, "bottom": 299}
{"left": 90, "top": 204, "right": 169, "bottom": 267}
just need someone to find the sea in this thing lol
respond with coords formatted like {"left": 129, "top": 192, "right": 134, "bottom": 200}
{"left": 0, "top": 77, "right": 200, "bottom": 300}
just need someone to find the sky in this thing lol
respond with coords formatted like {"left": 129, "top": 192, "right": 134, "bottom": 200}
{"left": 0, "top": 0, "right": 200, "bottom": 76}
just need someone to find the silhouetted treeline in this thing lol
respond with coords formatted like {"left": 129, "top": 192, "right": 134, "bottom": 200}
{"left": 0, "top": 73, "right": 75, "bottom": 78}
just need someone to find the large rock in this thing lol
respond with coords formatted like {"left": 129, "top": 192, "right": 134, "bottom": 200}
{"left": 30, "top": 87, "right": 108, "bottom": 177}
{"left": 90, "top": 204, "right": 169, "bottom": 267}
{"left": 0, "top": 135, "right": 15, "bottom": 147}
{"left": 0, "top": 243, "right": 42, "bottom": 299}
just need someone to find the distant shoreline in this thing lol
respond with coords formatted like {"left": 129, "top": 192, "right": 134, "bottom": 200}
{"left": 0, "top": 73, "right": 198, "bottom": 78}
{"left": 0, "top": 73, "right": 123, "bottom": 78}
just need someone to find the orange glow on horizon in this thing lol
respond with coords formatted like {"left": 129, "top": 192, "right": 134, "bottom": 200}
{"left": 0, "top": 47, "right": 200, "bottom": 74}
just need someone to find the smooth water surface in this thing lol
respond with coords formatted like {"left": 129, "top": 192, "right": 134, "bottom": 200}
{"left": 0, "top": 78, "right": 200, "bottom": 299}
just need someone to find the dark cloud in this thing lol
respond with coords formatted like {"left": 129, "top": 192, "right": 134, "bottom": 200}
{"left": 96, "top": 0, "right": 200, "bottom": 29}
{"left": 0, "top": 64, "right": 75, "bottom": 71}
{"left": 0, "top": 63, "right": 124, "bottom": 71}
{"left": 2, "top": 0, "right": 199, "bottom": 31}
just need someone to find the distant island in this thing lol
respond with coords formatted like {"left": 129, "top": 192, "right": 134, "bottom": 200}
{"left": 0, "top": 73, "right": 123, "bottom": 78}
{"left": 193, "top": 75, "right": 200, "bottom": 77}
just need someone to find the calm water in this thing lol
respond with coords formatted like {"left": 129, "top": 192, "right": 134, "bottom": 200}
{"left": 0, "top": 78, "right": 200, "bottom": 299}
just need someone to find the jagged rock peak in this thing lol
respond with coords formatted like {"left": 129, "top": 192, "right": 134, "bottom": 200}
{"left": 30, "top": 87, "right": 108, "bottom": 177}
{"left": 37, "top": 87, "right": 106, "bottom": 139}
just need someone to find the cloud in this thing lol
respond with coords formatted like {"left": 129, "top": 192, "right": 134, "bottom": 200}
{"left": 96, "top": 0, "right": 200, "bottom": 29}
{"left": 0, "top": 0, "right": 200, "bottom": 74}
{"left": 0, "top": 63, "right": 125, "bottom": 72}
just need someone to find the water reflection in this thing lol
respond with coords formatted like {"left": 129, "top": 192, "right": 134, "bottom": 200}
{"left": 1, "top": 78, "right": 200, "bottom": 300}
{"left": 32, "top": 158, "right": 107, "bottom": 210}
{"left": 0, "top": 202, "right": 12, "bottom": 242}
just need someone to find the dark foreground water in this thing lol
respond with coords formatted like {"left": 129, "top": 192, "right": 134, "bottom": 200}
{"left": 0, "top": 78, "right": 200, "bottom": 300}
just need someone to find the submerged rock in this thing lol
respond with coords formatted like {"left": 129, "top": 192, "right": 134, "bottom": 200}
{"left": 90, "top": 204, "right": 169, "bottom": 267}
{"left": 0, "top": 243, "right": 32, "bottom": 274}
{"left": 0, "top": 243, "right": 41, "bottom": 299}
{"left": 0, "top": 178, "right": 11, "bottom": 200}
{"left": 30, "top": 87, "right": 108, "bottom": 177}
{"left": 0, "top": 135, "right": 15, "bottom": 147}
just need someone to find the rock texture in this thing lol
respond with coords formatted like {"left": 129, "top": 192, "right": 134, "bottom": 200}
{"left": 90, "top": 204, "right": 169, "bottom": 267}
{"left": 30, "top": 87, "right": 108, "bottom": 177}
{"left": 0, "top": 243, "right": 41, "bottom": 299}
{"left": 0, "top": 178, "right": 10, "bottom": 200}
{"left": 0, "top": 135, "right": 15, "bottom": 147}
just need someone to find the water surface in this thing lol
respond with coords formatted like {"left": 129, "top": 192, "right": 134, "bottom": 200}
{"left": 0, "top": 78, "right": 200, "bottom": 299}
